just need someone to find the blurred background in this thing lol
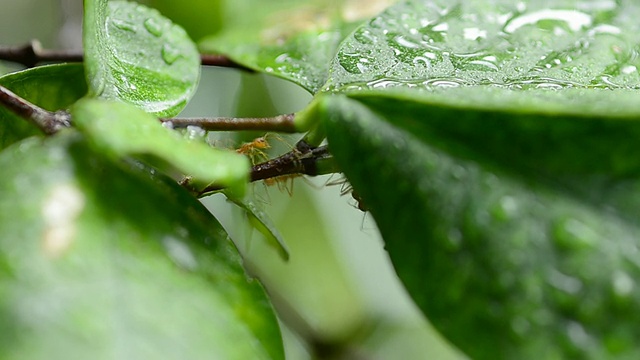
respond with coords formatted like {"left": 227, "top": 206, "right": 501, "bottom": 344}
{"left": 0, "top": 1, "right": 461, "bottom": 358}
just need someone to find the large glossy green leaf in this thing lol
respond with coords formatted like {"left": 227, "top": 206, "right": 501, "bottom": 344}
{"left": 71, "top": 98, "right": 250, "bottom": 195}
{"left": 200, "top": 0, "right": 396, "bottom": 93}
{"left": 83, "top": 0, "right": 200, "bottom": 117}
{"left": 315, "top": 0, "right": 640, "bottom": 358}
{"left": 0, "top": 64, "right": 86, "bottom": 150}
{"left": 323, "top": 95, "right": 640, "bottom": 359}
{"left": 323, "top": 0, "right": 640, "bottom": 177}
{"left": 0, "top": 132, "right": 283, "bottom": 359}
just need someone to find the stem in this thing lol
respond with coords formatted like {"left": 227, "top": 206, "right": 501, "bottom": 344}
{"left": 161, "top": 113, "right": 297, "bottom": 132}
{"left": 0, "top": 41, "right": 253, "bottom": 71}
{"left": 0, "top": 84, "right": 70, "bottom": 134}
{"left": 197, "top": 143, "right": 335, "bottom": 196}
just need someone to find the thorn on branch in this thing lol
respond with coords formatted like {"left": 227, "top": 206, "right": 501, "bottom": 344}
{"left": 0, "top": 84, "right": 70, "bottom": 135}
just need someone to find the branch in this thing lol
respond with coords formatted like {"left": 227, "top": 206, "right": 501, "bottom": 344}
{"left": 160, "top": 113, "right": 297, "bottom": 132}
{"left": 197, "top": 142, "right": 336, "bottom": 196}
{"left": 0, "top": 84, "right": 70, "bottom": 134}
{"left": 0, "top": 41, "right": 253, "bottom": 71}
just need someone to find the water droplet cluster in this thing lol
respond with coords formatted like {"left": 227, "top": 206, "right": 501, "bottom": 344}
{"left": 326, "top": 0, "right": 640, "bottom": 93}
{"left": 102, "top": 1, "right": 200, "bottom": 116}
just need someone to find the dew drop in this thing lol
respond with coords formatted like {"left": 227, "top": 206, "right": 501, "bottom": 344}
{"left": 547, "top": 269, "right": 583, "bottom": 295}
{"left": 612, "top": 271, "right": 634, "bottom": 298}
{"left": 504, "top": 9, "right": 592, "bottom": 34}
{"left": 112, "top": 19, "right": 136, "bottom": 33}
{"left": 162, "top": 236, "right": 198, "bottom": 270}
{"left": 143, "top": 17, "right": 164, "bottom": 37}
{"left": 553, "top": 218, "right": 598, "bottom": 251}
{"left": 186, "top": 125, "right": 206, "bottom": 141}
{"left": 161, "top": 43, "right": 181, "bottom": 65}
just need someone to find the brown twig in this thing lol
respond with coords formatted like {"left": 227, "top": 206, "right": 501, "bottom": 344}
{"left": 198, "top": 142, "right": 334, "bottom": 196}
{"left": 0, "top": 40, "right": 253, "bottom": 71}
{"left": 161, "top": 113, "right": 297, "bottom": 132}
{"left": 0, "top": 84, "right": 70, "bottom": 134}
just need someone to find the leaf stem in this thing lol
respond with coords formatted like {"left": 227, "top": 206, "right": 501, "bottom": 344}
{"left": 0, "top": 84, "right": 70, "bottom": 134}
{"left": 0, "top": 41, "right": 253, "bottom": 71}
{"left": 161, "top": 113, "right": 297, "bottom": 132}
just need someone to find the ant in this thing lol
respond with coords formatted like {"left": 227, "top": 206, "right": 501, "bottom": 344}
{"left": 325, "top": 176, "right": 368, "bottom": 212}
{"left": 236, "top": 135, "right": 271, "bottom": 164}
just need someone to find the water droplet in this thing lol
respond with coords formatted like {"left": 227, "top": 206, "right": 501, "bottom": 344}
{"left": 162, "top": 121, "right": 174, "bottom": 130}
{"left": 463, "top": 27, "right": 487, "bottom": 41}
{"left": 492, "top": 195, "right": 518, "bottom": 222}
{"left": 504, "top": 9, "right": 592, "bottom": 34}
{"left": 113, "top": 19, "right": 136, "bottom": 33}
{"left": 553, "top": 218, "right": 598, "bottom": 251}
{"left": 162, "top": 236, "right": 198, "bottom": 270}
{"left": 547, "top": 269, "right": 583, "bottom": 294}
{"left": 612, "top": 271, "right": 634, "bottom": 298}
{"left": 186, "top": 125, "right": 206, "bottom": 141}
{"left": 567, "top": 321, "right": 591, "bottom": 348}
{"left": 144, "top": 17, "right": 164, "bottom": 37}
{"left": 161, "top": 43, "right": 181, "bottom": 65}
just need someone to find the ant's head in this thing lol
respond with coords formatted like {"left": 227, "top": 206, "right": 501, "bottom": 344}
{"left": 254, "top": 137, "right": 271, "bottom": 149}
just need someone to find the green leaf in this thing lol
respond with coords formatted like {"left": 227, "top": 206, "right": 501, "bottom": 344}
{"left": 323, "top": 0, "right": 640, "bottom": 177}
{"left": 199, "top": 0, "right": 396, "bottom": 93}
{"left": 71, "top": 98, "right": 250, "bottom": 195}
{"left": 0, "top": 64, "right": 86, "bottom": 150}
{"left": 323, "top": 95, "right": 640, "bottom": 359}
{"left": 83, "top": 0, "right": 200, "bottom": 117}
{"left": 318, "top": 0, "right": 640, "bottom": 358}
{"left": 0, "top": 132, "right": 284, "bottom": 359}
{"left": 225, "top": 193, "right": 290, "bottom": 261}
{"left": 144, "top": 0, "right": 224, "bottom": 41}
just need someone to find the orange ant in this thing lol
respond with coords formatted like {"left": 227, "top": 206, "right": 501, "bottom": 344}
{"left": 263, "top": 174, "right": 302, "bottom": 196}
{"left": 236, "top": 135, "right": 271, "bottom": 164}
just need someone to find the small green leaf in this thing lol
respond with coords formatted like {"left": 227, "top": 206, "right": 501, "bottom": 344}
{"left": 226, "top": 193, "right": 290, "bottom": 261}
{"left": 71, "top": 98, "right": 249, "bottom": 196}
{"left": 0, "top": 132, "right": 283, "bottom": 359}
{"left": 323, "top": 95, "right": 640, "bottom": 359}
{"left": 0, "top": 64, "right": 86, "bottom": 150}
{"left": 83, "top": 0, "right": 200, "bottom": 116}
{"left": 199, "top": 0, "right": 396, "bottom": 93}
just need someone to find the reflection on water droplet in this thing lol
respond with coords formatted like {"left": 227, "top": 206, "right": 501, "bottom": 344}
{"left": 162, "top": 236, "right": 198, "bottom": 270}
{"left": 186, "top": 125, "right": 206, "bottom": 140}
{"left": 567, "top": 322, "right": 590, "bottom": 348}
{"left": 113, "top": 19, "right": 136, "bottom": 33}
{"left": 492, "top": 195, "right": 518, "bottom": 222}
{"left": 161, "top": 43, "right": 181, "bottom": 65}
{"left": 463, "top": 27, "right": 487, "bottom": 41}
{"left": 144, "top": 17, "right": 164, "bottom": 37}
{"left": 553, "top": 218, "right": 598, "bottom": 251}
{"left": 504, "top": 10, "right": 592, "bottom": 33}
{"left": 612, "top": 271, "right": 634, "bottom": 298}
{"left": 162, "top": 121, "right": 174, "bottom": 130}
{"left": 394, "top": 35, "right": 421, "bottom": 49}
{"left": 622, "top": 65, "right": 637, "bottom": 75}
{"left": 547, "top": 269, "right": 583, "bottom": 294}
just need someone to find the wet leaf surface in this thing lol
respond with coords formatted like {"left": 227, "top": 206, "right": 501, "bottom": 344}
{"left": 318, "top": 0, "right": 640, "bottom": 358}
{"left": 84, "top": 0, "right": 200, "bottom": 116}
{"left": 0, "top": 132, "right": 283, "bottom": 359}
